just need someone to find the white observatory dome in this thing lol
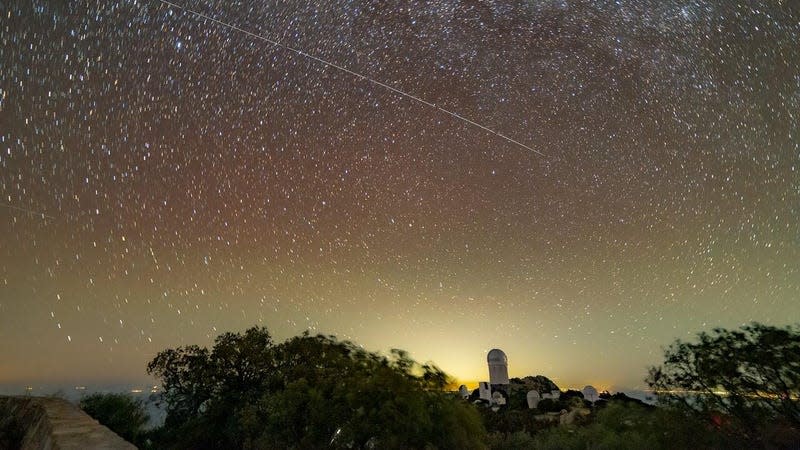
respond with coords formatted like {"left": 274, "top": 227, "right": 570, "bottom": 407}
{"left": 487, "top": 349, "right": 508, "bottom": 364}
{"left": 487, "top": 349, "right": 509, "bottom": 385}
{"left": 582, "top": 385, "right": 599, "bottom": 402}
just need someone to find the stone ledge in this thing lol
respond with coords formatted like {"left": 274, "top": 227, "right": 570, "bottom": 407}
{"left": 1, "top": 396, "right": 137, "bottom": 449}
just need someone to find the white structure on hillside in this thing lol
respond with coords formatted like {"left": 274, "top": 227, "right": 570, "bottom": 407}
{"left": 487, "top": 349, "right": 509, "bottom": 385}
{"left": 458, "top": 385, "right": 470, "bottom": 399}
{"left": 541, "top": 389, "right": 561, "bottom": 400}
{"left": 492, "top": 391, "right": 507, "bottom": 406}
{"left": 526, "top": 390, "right": 541, "bottom": 409}
{"left": 582, "top": 385, "right": 598, "bottom": 403}
{"left": 478, "top": 382, "right": 492, "bottom": 402}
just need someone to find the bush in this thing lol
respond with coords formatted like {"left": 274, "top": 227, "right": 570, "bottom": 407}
{"left": 647, "top": 322, "right": 800, "bottom": 445}
{"left": 79, "top": 393, "right": 149, "bottom": 445}
{"left": 537, "top": 398, "right": 565, "bottom": 413}
{"left": 532, "top": 401, "right": 725, "bottom": 450}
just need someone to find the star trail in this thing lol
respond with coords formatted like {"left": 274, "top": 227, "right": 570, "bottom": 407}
{"left": 1, "top": 0, "right": 798, "bottom": 390}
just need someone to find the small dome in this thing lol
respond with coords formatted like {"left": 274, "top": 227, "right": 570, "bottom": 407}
{"left": 487, "top": 349, "right": 508, "bottom": 364}
{"left": 582, "top": 385, "right": 599, "bottom": 402}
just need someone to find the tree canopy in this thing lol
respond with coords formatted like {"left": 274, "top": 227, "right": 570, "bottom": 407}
{"left": 79, "top": 393, "right": 149, "bottom": 446}
{"left": 146, "top": 327, "right": 485, "bottom": 449}
{"left": 646, "top": 322, "right": 800, "bottom": 443}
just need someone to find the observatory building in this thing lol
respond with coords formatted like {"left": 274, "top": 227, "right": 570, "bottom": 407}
{"left": 526, "top": 390, "right": 541, "bottom": 409}
{"left": 487, "top": 349, "right": 509, "bottom": 386}
{"left": 458, "top": 385, "right": 470, "bottom": 399}
{"left": 582, "top": 385, "right": 599, "bottom": 403}
{"left": 478, "top": 382, "right": 492, "bottom": 402}
{"left": 472, "top": 349, "right": 510, "bottom": 406}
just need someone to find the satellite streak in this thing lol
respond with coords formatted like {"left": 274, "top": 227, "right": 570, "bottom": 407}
{"left": 0, "top": 203, "right": 56, "bottom": 220}
{"left": 157, "top": 0, "right": 544, "bottom": 156}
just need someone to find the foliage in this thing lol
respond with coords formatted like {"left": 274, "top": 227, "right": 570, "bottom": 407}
{"left": 0, "top": 415, "right": 24, "bottom": 450}
{"left": 560, "top": 390, "right": 591, "bottom": 409}
{"left": 509, "top": 376, "right": 560, "bottom": 394}
{"left": 530, "top": 401, "right": 725, "bottom": 450}
{"left": 646, "top": 322, "right": 800, "bottom": 443}
{"left": 147, "top": 327, "right": 486, "bottom": 449}
{"left": 79, "top": 393, "right": 149, "bottom": 445}
{"left": 479, "top": 406, "right": 548, "bottom": 436}
{"left": 487, "top": 430, "right": 536, "bottom": 449}
{"left": 560, "top": 389, "right": 584, "bottom": 401}
{"left": 506, "top": 387, "right": 530, "bottom": 410}
{"left": 536, "top": 398, "right": 564, "bottom": 413}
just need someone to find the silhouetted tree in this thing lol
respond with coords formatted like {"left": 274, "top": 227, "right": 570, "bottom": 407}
{"left": 147, "top": 327, "right": 486, "bottom": 449}
{"left": 647, "top": 322, "right": 800, "bottom": 444}
{"left": 559, "top": 389, "right": 584, "bottom": 401}
{"left": 79, "top": 393, "right": 149, "bottom": 445}
{"left": 146, "top": 344, "right": 213, "bottom": 427}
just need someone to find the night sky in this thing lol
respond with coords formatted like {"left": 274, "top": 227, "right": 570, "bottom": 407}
{"left": 1, "top": 0, "right": 798, "bottom": 391}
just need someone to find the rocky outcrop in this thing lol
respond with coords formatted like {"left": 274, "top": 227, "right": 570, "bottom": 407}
{"left": 0, "top": 396, "right": 136, "bottom": 449}
{"left": 510, "top": 375, "right": 560, "bottom": 393}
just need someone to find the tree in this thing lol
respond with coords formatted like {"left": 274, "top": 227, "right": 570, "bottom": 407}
{"left": 79, "top": 393, "right": 149, "bottom": 445}
{"left": 532, "top": 401, "right": 724, "bottom": 450}
{"left": 536, "top": 398, "right": 562, "bottom": 413}
{"left": 146, "top": 344, "right": 213, "bottom": 427}
{"left": 560, "top": 389, "right": 584, "bottom": 401}
{"left": 147, "top": 327, "right": 486, "bottom": 449}
{"left": 558, "top": 389, "right": 592, "bottom": 410}
{"left": 646, "top": 322, "right": 800, "bottom": 443}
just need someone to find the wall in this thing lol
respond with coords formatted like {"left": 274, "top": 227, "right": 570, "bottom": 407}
{"left": 0, "top": 396, "right": 136, "bottom": 449}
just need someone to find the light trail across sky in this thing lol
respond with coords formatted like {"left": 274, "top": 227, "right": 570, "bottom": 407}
{"left": 0, "top": 203, "right": 56, "bottom": 220}
{"left": 156, "top": 0, "right": 544, "bottom": 156}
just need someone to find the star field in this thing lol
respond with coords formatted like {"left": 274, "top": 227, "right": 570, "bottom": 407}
{"left": 1, "top": 0, "right": 798, "bottom": 389}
